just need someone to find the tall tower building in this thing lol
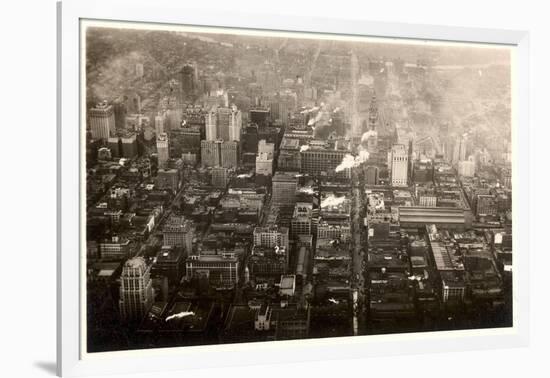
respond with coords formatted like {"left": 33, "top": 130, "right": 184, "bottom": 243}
{"left": 459, "top": 135, "right": 468, "bottom": 162}
{"left": 229, "top": 107, "right": 242, "bottom": 141}
{"left": 201, "top": 140, "right": 221, "bottom": 167}
{"left": 220, "top": 140, "right": 239, "bottom": 168}
{"left": 120, "top": 132, "right": 138, "bottom": 158}
{"left": 119, "top": 257, "right": 154, "bottom": 322}
{"left": 89, "top": 101, "right": 115, "bottom": 140}
{"left": 253, "top": 226, "right": 290, "bottom": 251}
{"left": 162, "top": 215, "right": 194, "bottom": 254}
{"left": 209, "top": 106, "right": 242, "bottom": 142}
{"left": 154, "top": 113, "right": 166, "bottom": 136}
{"left": 272, "top": 172, "right": 298, "bottom": 205}
{"left": 211, "top": 167, "right": 229, "bottom": 189}
{"left": 368, "top": 94, "right": 379, "bottom": 130}
{"left": 365, "top": 166, "right": 379, "bottom": 185}
{"left": 205, "top": 110, "right": 217, "bottom": 141}
{"left": 156, "top": 133, "right": 169, "bottom": 168}
{"left": 291, "top": 202, "right": 313, "bottom": 237}
{"left": 258, "top": 139, "right": 275, "bottom": 155}
{"left": 390, "top": 144, "right": 408, "bottom": 187}
{"left": 217, "top": 107, "right": 232, "bottom": 141}
{"left": 256, "top": 152, "right": 274, "bottom": 177}
{"left": 180, "top": 63, "right": 197, "bottom": 101}
{"left": 452, "top": 134, "right": 468, "bottom": 165}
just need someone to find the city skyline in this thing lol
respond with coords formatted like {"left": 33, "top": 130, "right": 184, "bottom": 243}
{"left": 84, "top": 20, "right": 513, "bottom": 353}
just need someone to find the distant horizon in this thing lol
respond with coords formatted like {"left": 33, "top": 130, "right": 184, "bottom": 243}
{"left": 83, "top": 18, "right": 514, "bottom": 355}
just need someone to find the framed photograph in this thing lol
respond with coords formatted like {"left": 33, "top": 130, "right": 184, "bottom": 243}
{"left": 57, "top": 0, "right": 530, "bottom": 376}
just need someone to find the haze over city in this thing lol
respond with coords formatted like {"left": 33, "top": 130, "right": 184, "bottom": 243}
{"left": 85, "top": 23, "right": 513, "bottom": 352}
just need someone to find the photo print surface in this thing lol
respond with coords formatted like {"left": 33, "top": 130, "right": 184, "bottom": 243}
{"left": 83, "top": 19, "right": 514, "bottom": 353}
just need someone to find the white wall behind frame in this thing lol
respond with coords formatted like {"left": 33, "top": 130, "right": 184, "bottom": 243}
{"left": 0, "top": 0, "right": 547, "bottom": 378}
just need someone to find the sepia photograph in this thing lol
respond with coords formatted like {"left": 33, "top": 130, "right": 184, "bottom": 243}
{"left": 83, "top": 19, "right": 514, "bottom": 354}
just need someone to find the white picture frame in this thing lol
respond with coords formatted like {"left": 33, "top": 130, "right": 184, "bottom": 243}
{"left": 57, "top": 0, "right": 530, "bottom": 376}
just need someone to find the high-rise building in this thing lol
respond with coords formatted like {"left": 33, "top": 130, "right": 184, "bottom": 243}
{"left": 120, "top": 132, "right": 138, "bottom": 158}
{"left": 107, "top": 136, "right": 121, "bottom": 158}
{"left": 250, "top": 108, "right": 270, "bottom": 128}
{"left": 458, "top": 159, "right": 476, "bottom": 177}
{"left": 391, "top": 144, "right": 408, "bottom": 187}
{"left": 217, "top": 107, "right": 232, "bottom": 141}
{"left": 154, "top": 113, "right": 166, "bottom": 136}
{"left": 368, "top": 94, "right": 379, "bottom": 131}
{"left": 273, "top": 91, "right": 298, "bottom": 125}
{"left": 272, "top": 172, "right": 298, "bottom": 205}
{"left": 89, "top": 101, "right": 115, "bottom": 140}
{"left": 99, "top": 235, "right": 131, "bottom": 260}
{"left": 201, "top": 140, "right": 221, "bottom": 167}
{"left": 253, "top": 226, "right": 290, "bottom": 251}
{"left": 205, "top": 110, "right": 217, "bottom": 141}
{"left": 452, "top": 134, "right": 468, "bottom": 165}
{"left": 164, "top": 108, "right": 182, "bottom": 133}
{"left": 256, "top": 152, "right": 273, "bottom": 177}
{"left": 277, "top": 138, "right": 301, "bottom": 171}
{"left": 300, "top": 140, "right": 351, "bottom": 179}
{"left": 112, "top": 97, "right": 127, "bottom": 130}
{"left": 156, "top": 168, "right": 180, "bottom": 194}
{"left": 180, "top": 63, "right": 198, "bottom": 101}
{"left": 412, "top": 160, "right": 434, "bottom": 183}
{"left": 258, "top": 139, "right": 274, "bottom": 155}
{"left": 242, "top": 124, "right": 259, "bottom": 155}
{"left": 211, "top": 167, "right": 229, "bottom": 188}
{"left": 220, "top": 141, "right": 239, "bottom": 168}
{"left": 365, "top": 166, "right": 379, "bottom": 185}
{"left": 201, "top": 140, "right": 239, "bottom": 168}
{"left": 258, "top": 125, "right": 281, "bottom": 147}
{"left": 229, "top": 107, "right": 242, "bottom": 142}
{"left": 156, "top": 133, "right": 169, "bottom": 168}
{"left": 169, "top": 126, "right": 201, "bottom": 160}
{"left": 119, "top": 257, "right": 154, "bottom": 322}
{"left": 291, "top": 202, "right": 313, "bottom": 237}
{"left": 162, "top": 215, "right": 194, "bottom": 254}
{"left": 185, "top": 254, "right": 239, "bottom": 286}
{"left": 206, "top": 106, "right": 242, "bottom": 141}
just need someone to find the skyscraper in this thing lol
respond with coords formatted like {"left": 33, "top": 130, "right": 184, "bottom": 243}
{"left": 253, "top": 225, "right": 290, "bottom": 251}
{"left": 250, "top": 108, "right": 270, "bottom": 128}
{"left": 365, "top": 166, "right": 379, "bottom": 185}
{"left": 211, "top": 167, "right": 229, "bottom": 188}
{"left": 220, "top": 140, "right": 239, "bottom": 168}
{"left": 272, "top": 172, "right": 298, "bottom": 205}
{"left": 458, "top": 159, "right": 476, "bottom": 177}
{"left": 201, "top": 140, "right": 238, "bottom": 168}
{"left": 154, "top": 113, "right": 166, "bottom": 136}
{"left": 217, "top": 107, "right": 232, "bottom": 141}
{"left": 169, "top": 126, "right": 201, "bottom": 160}
{"left": 242, "top": 124, "right": 259, "bottom": 155}
{"left": 258, "top": 139, "right": 275, "bottom": 155}
{"left": 162, "top": 215, "right": 194, "bottom": 254}
{"left": 205, "top": 106, "right": 242, "bottom": 141}
{"left": 89, "top": 101, "right": 115, "bottom": 140}
{"left": 228, "top": 107, "right": 242, "bottom": 142}
{"left": 291, "top": 202, "right": 313, "bottom": 237}
{"left": 391, "top": 144, "right": 408, "bottom": 187}
{"left": 452, "top": 134, "right": 468, "bottom": 165}
{"left": 180, "top": 63, "right": 197, "bottom": 101}
{"left": 205, "top": 110, "right": 217, "bottom": 141}
{"left": 201, "top": 140, "right": 221, "bottom": 167}
{"left": 119, "top": 257, "right": 154, "bottom": 322}
{"left": 156, "top": 133, "right": 169, "bottom": 168}
{"left": 256, "top": 152, "right": 274, "bottom": 177}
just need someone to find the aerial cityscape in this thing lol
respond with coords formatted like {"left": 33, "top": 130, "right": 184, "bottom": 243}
{"left": 84, "top": 23, "right": 513, "bottom": 353}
